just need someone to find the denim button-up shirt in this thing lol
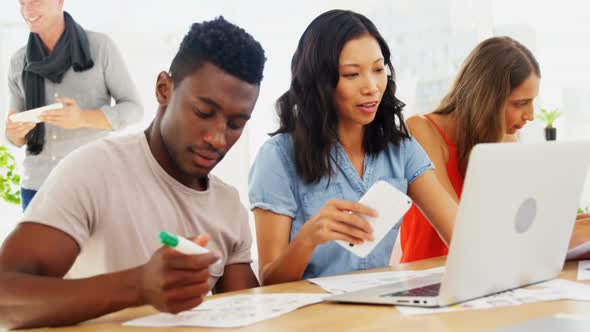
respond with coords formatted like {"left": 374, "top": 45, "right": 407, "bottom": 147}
{"left": 249, "top": 133, "right": 433, "bottom": 279}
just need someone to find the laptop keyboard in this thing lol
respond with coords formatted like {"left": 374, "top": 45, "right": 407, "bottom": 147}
{"left": 381, "top": 283, "right": 441, "bottom": 297}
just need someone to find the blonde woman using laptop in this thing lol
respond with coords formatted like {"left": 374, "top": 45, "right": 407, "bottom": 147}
{"left": 400, "top": 36, "right": 590, "bottom": 263}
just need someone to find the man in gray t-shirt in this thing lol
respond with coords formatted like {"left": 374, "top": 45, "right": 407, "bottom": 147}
{"left": 0, "top": 16, "right": 266, "bottom": 330}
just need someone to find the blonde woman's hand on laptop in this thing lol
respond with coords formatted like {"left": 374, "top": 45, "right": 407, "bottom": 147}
{"left": 298, "top": 199, "right": 376, "bottom": 247}
{"left": 576, "top": 213, "right": 590, "bottom": 222}
{"left": 568, "top": 214, "right": 590, "bottom": 260}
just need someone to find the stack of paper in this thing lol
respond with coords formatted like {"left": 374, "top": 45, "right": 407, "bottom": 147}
{"left": 124, "top": 293, "right": 328, "bottom": 328}
{"left": 577, "top": 260, "right": 590, "bottom": 281}
{"left": 396, "top": 279, "right": 590, "bottom": 316}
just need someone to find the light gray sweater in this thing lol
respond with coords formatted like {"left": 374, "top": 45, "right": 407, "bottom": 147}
{"left": 5, "top": 30, "right": 143, "bottom": 190}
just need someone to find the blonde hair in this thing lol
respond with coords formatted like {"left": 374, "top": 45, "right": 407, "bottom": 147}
{"left": 434, "top": 36, "right": 540, "bottom": 174}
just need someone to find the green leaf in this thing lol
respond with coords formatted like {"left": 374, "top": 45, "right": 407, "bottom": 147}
{"left": 0, "top": 145, "right": 21, "bottom": 205}
{"left": 536, "top": 108, "right": 562, "bottom": 128}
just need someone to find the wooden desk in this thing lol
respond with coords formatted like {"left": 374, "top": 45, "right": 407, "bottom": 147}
{"left": 18, "top": 258, "right": 590, "bottom": 332}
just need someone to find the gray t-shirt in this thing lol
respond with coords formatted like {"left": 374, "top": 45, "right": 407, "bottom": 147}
{"left": 5, "top": 30, "right": 143, "bottom": 190}
{"left": 22, "top": 133, "right": 252, "bottom": 287}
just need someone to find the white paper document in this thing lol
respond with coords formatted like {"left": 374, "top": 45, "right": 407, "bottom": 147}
{"left": 396, "top": 279, "right": 590, "bottom": 316}
{"left": 123, "top": 293, "right": 328, "bottom": 328}
{"left": 577, "top": 260, "right": 590, "bottom": 281}
{"left": 308, "top": 267, "right": 445, "bottom": 294}
{"left": 9, "top": 102, "right": 63, "bottom": 123}
{"left": 335, "top": 181, "right": 412, "bottom": 257}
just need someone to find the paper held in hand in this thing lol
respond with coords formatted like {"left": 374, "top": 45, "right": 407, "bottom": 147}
{"left": 335, "top": 180, "right": 412, "bottom": 257}
{"left": 9, "top": 103, "right": 63, "bottom": 123}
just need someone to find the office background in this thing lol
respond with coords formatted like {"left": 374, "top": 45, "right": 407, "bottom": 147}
{"left": 1, "top": 0, "right": 589, "bottom": 261}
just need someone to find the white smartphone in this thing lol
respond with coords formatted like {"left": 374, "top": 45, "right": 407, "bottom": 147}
{"left": 335, "top": 180, "right": 412, "bottom": 258}
{"left": 9, "top": 103, "right": 63, "bottom": 123}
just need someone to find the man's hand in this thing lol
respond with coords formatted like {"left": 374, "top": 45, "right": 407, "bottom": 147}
{"left": 39, "top": 98, "right": 85, "bottom": 129}
{"left": 5, "top": 110, "right": 36, "bottom": 146}
{"left": 139, "top": 234, "right": 219, "bottom": 313}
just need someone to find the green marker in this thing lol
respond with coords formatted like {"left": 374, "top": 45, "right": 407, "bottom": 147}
{"left": 160, "top": 231, "right": 223, "bottom": 264}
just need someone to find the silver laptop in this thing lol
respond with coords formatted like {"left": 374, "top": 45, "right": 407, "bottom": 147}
{"left": 328, "top": 141, "right": 590, "bottom": 307}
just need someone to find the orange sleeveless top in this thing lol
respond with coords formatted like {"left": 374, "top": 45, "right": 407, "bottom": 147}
{"left": 400, "top": 114, "right": 464, "bottom": 263}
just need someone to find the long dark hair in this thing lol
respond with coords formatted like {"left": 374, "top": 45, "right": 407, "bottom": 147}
{"left": 433, "top": 36, "right": 540, "bottom": 174}
{"left": 272, "top": 9, "right": 408, "bottom": 183}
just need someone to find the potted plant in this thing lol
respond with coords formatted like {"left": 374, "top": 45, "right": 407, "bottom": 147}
{"left": 0, "top": 146, "right": 21, "bottom": 205}
{"left": 536, "top": 108, "right": 562, "bottom": 141}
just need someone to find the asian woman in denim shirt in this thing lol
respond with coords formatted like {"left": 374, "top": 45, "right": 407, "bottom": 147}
{"left": 249, "top": 9, "right": 457, "bottom": 285}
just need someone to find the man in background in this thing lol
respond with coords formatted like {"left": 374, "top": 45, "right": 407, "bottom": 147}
{"left": 4, "top": 0, "right": 143, "bottom": 210}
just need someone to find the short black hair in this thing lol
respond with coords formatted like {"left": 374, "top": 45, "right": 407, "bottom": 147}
{"left": 169, "top": 16, "right": 266, "bottom": 86}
